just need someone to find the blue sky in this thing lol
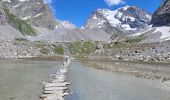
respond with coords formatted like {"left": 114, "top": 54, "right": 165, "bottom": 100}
{"left": 45, "top": 0, "right": 161, "bottom": 27}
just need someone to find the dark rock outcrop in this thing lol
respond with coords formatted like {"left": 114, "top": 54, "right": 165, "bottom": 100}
{"left": 151, "top": 0, "right": 170, "bottom": 26}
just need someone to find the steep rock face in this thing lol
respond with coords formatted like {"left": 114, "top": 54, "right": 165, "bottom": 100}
{"left": 0, "top": 1, "right": 24, "bottom": 40}
{"left": 83, "top": 6, "right": 151, "bottom": 33}
{"left": 151, "top": 0, "right": 170, "bottom": 26}
{"left": 0, "top": 1, "right": 6, "bottom": 25}
{"left": 3, "top": 0, "right": 56, "bottom": 30}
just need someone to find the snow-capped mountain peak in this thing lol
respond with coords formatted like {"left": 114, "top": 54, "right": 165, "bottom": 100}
{"left": 83, "top": 5, "right": 151, "bottom": 32}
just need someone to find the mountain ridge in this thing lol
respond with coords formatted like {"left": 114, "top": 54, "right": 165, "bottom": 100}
{"left": 82, "top": 5, "right": 152, "bottom": 34}
{"left": 151, "top": 0, "right": 170, "bottom": 26}
{"left": 0, "top": 1, "right": 170, "bottom": 43}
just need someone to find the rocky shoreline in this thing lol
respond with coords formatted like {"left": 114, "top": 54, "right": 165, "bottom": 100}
{"left": 0, "top": 40, "right": 41, "bottom": 58}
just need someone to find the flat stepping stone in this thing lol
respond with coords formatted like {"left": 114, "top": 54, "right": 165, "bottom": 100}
{"left": 44, "top": 87, "right": 67, "bottom": 91}
{"left": 51, "top": 79, "right": 65, "bottom": 83}
{"left": 45, "top": 82, "right": 70, "bottom": 88}
{"left": 43, "top": 90, "right": 64, "bottom": 94}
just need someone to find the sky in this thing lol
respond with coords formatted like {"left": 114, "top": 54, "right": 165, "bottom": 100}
{"left": 44, "top": 0, "right": 161, "bottom": 27}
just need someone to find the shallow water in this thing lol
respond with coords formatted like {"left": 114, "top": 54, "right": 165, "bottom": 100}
{"left": 0, "top": 59, "right": 170, "bottom": 100}
{"left": 65, "top": 60, "right": 170, "bottom": 100}
{"left": 0, "top": 59, "right": 61, "bottom": 100}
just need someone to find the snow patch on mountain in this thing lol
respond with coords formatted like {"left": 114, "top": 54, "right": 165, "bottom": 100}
{"left": 56, "top": 21, "right": 76, "bottom": 30}
{"left": 98, "top": 8, "right": 121, "bottom": 27}
{"left": 154, "top": 26, "right": 170, "bottom": 40}
{"left": 3, "top": 0, "right": 11, "bottom": 2}
{"left": 122, "top": 24, "right": 137, "bottom": 31}
{"left": 132, "top": 25, "right": 152, "bottom": 36}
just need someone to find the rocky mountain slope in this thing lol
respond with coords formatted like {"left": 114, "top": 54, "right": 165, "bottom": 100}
{"left": 3, "top": 0, "right": 56, "bottom": 30}
{"left": 0, "top": 0, "right": 76, "bottom": 40}
{"left": 151, "top": 0, "right": 170, "bottom": 26}
{"left": 0, "top": 1, "right": 24, "bottom": 40}
{"left": 139, "top": 0, "right": 170, "bottom": 43}
{"left": 30, "top": 28, "right": 111, "bottom": 42}
{"left": 82, "top": 6, "right": 151, "bottom": 34}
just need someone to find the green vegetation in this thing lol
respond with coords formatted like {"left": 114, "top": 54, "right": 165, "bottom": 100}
{"left": 53, "top": 46, "right": 64, "bottom": 55}
{"left": 104, "top": 35, "right": 145, "bottom": 49}
{"left": 125, "top": 35, "right": 145, "bottom": 43}
{"left": 4, "top": 8, "right": 37, "bottom": 36}
{"left": 15, "top": 38, "right": 29, "bottom": 42}
{"left": 34, "top": 42, "right": 64, "bottom": 55}
{"left": 105, "top": 42, "right": 127, "bottom": 49}
{"left": 69, "top": 41, "right": 96, "bottom": 56}
{"left": 34, "top": 43, "right": 49, "bottom": 54}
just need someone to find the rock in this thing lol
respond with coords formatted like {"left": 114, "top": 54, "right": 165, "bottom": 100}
{"left": 44, "top": 82, "right": 70, "bottom": 88}
{"left": 151, "top": 0, "right": 170, "bottom": 26}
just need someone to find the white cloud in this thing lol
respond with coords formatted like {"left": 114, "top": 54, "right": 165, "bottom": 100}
{"left": 105, "top": 0, "right": 125, "bottom": 6}
{"left": 43, "top": 0, "right": 52, "bottom": 4}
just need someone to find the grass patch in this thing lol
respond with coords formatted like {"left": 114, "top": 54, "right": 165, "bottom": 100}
{"left": 125, "top": 35, "right": 145, "bottom": 43}
{"left": 104, "top": 35, "right": 145, "bottom": 49}
{"left": 34, "top": 43, "right": 49, "bottom": 54}
{"left": 4, "top": 8, "right": 37, "bottom": 36}
{"left": 69, "top": 41, "right": 96, "bottom": 56}
{"left": 53, "top": 46, "right": 64, "bottom": 55}
{"left": 34, "top": 42, "right": 64, "bottom": 55}
{"left": 104, "top": 42, "right": 127, "bottom": 49}
{"left": 15, "top": 38, "right": 29, "bottom": 42}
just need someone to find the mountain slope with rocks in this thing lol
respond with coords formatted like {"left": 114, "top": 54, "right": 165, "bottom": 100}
{"left": 29, "top": 28, "right": 111, "bottom": 42}
{"left": 3, "top": 0, "right": 56, "bottom": 30}
{"left": 151, "top": 0, "right": 170, "bottom": 26}
{"left": 0, "top": 0, "right": 24, "bottom": 40}
{"left": 0, "top": 0, "right": 76, "bottom": 40}
{"left": 138, "top": 0, "right": 170, "bottom": 43}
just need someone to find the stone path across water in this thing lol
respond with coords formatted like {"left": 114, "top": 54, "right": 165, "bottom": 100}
{"left": 40, "top": 57, "right": 71, "bottom": 100}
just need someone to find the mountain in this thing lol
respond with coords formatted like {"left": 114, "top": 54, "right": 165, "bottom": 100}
{"left": 141, "top": 0, "right": 170, "bottom": 43}
{"left": 0, "top": 1, "right": 24, "bottom": 40}
{"left": 3, "top": 0, "right": 56, "bottom": 30}
{"left": 82, "top": 5, "right": 151, "bottom": 34}
{"left": 0, "top": 0, "right": 76, "bottom": 41}
{"left": 151, "top": 0, "right": 170, "bottom": 26}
